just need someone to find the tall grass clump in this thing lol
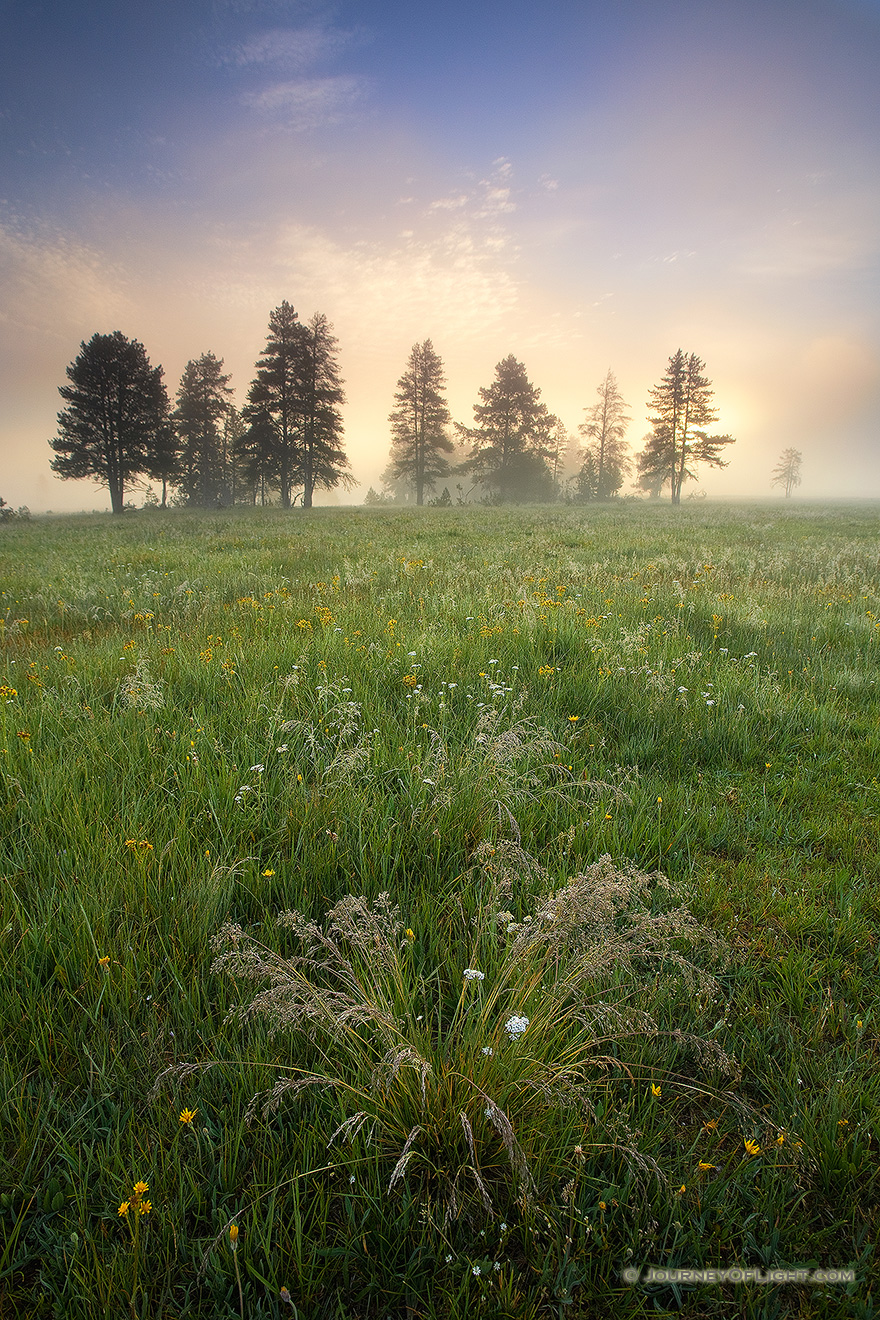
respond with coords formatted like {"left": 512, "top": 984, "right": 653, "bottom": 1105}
{"left": 198, "top": 841, "right": 737, "bottom": 1305}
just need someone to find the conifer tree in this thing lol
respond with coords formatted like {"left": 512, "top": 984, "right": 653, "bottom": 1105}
{"left": 173, "top": 352, "right": 233, "bottom": 507}
{"left": 771, "top": 448, "right": 803, "bottom": 498}
{"left": 459, "top": 355, "right": 557, "bottom": 502}
{"left": 50, "top": 332, "right": 170, "bottom": 514}
{"left": 638, "top": 350, "right": 734, "bottom": 503}
{"left": 387, "top": 340, "right": 453, "bottom": 505}
{"left": 578, "top": 370, "right": 631, "bottom": 499}
{"left": 244, "top": 301, "right": 303, "bottom": 509}
{"left": 299, "top": 312, "right": 352, "bottom": 508}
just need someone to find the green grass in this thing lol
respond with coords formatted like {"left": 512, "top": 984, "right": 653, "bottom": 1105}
{"left": 1, "top": 501, "right": 878, "bottom": 1318}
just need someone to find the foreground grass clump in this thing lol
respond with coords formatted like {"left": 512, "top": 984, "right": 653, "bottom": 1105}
{"left": 0, "top": 501, "right": 878, "bottom": 1317}
{"left": 203, "top": 845, "right": 732, "bottom": 1241}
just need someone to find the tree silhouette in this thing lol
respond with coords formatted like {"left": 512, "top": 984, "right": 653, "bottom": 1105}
{"left": 387, "top": 341, "right": 453, "bottom": 506}
{"left": 244, "top": 302, "right": 303, "bottom": 509}
{"left": 578, "top": 370, "right": 631, "bottom": 499}
{"left": 50, "top": 332, "right": 170, "bottom": 515}
{"left": 173, "top": 352, "right": 233, "bottom": 507}
{"left": 459, "top": 355, "right": 557, "bottom": 503}
{"left": 638, "top": 351, "right": 734, "bottom": 503}
{"left": 299, "top": 313, "right": 352, "bottom": 508}
{"left": 772, "top": 448, "right": 803, "bottom": 498}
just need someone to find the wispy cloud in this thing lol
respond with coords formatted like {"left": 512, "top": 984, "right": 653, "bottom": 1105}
{"left": 0, "top": 221, "right": 130, "bottom": 349}
{"left": 242, "top": 74, "right": 366, "bottom": 128}
{"left": 229, "top": 24, "right": 360, "bottom": 71}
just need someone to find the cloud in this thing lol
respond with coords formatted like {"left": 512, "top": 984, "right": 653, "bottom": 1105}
{"left": 0, "top": 220, "right": 131, "bottom": 355}
{"left": 242, "top": 74, "right": 366, "bottom": 128}
{"left": 203, "top": 214, "right": 520, "bottom": 348}
{"left": 229, "top": 24, "right": 358, "bottom": 71}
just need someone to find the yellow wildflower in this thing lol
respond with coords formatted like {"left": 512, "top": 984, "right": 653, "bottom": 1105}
{"left": 743, "top": 1138, "right": 761, "bottom": 1156}
{"left": 118, "top": 1201, "right": 130, "bottom": 1217}
{"left": 179, "top": 1108, "right": 197, "bottom": 1125}
{"left": 133, "top": 1181, "right": 149, "bottom": 1197}
{"left": 262, "top": 869, "right": 275, "bottom": 876}
{"left": 138, "top": 1200, "right": 152, "bottom": 1215}
{"left": 651, "top": 1083, "right": 661, "bottom": 1098}
{"left": 698, "top": 1161, "right": 715, "bottom": 1171}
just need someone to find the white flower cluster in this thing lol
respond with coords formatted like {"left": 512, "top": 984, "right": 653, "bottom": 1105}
{"left": 463, "top": 968, "right": 485, "bottom": 981}
{"left": 504, "top": 1014, "right": 529, "bottom": 1040}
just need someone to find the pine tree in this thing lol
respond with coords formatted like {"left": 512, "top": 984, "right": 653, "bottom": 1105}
{"left": 244, "top": 301, "right": 304, "bottom": 509}
{"left": 638, "top": 350, "right": 734, "bottom": 503}
{"left": 387, "top": 340, "right": 454, "bottom": 506}
{"left": 50, "top": 332, "right": 170, "bottom": 514}
{"left": 459, "top": 355, "right": 557, "bottom": 503}
{"left": 173, "top": 352, "right": 233, "bottom": 507}
{"left": 772, "top": 448, "right": 803, "bottom": 498}
{"left": 299, "top": 313, "right": 352, "bottom": 508}
{"left": 578, "top": 370, "right": 631, "bottom": 499}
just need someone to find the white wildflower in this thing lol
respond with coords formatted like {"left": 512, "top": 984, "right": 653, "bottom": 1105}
{"left": 505, "top": 1014, "right": 529, "bottom": 1040}
{"left": 463, "top": 968, "right": 485, "bottom": 981}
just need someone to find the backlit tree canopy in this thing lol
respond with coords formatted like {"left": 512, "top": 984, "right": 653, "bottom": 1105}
{"left": 173, "top": 352, "right": 233, "bottom": 508}
{"left": 578, "top": 369, "right": 631, "bottom": 499}
{"left": 459, "top": 355, "right": 558, "bottom": 503}
{"left": 637, "top": 350, "right": 734, "bottom": 503}
{"left": 387, "top": 340, "right": 453, "bottom": 506}
{"left": 243, "top": 302, "right": 351, "bottom": 508}
{"left": 49, "top": 332, "right": 171, "bottom": 515}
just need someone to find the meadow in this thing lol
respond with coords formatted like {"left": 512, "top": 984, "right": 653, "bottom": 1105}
{"left": 0, "top": 501, "right": 877, "bottom": 1319}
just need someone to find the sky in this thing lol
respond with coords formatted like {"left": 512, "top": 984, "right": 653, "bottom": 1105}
{"left": 1, "top": 0, "right": 879, "bottom": 510}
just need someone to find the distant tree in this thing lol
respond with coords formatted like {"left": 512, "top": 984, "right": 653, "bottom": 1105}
{"left": 244, "top": 301, "right": 303, "bottom": 509}
{"left": 173, "top": 352, "right": 233, "bottom": 507}
{"left": 50, "top": 331, "right": 171, "bottom": 515}
{"left": 548, "top": 420, "right": 571, "bottom": 493}
{"left": 387, "top": 340, "right": 454, "bottom": 506}
{"left": 637, "top": 350, "right": 734, "bottom": 503}
{"left": 299, "top": 312, "right": 353, "bottom": 508}
{"left": 458, "top": 355, "right": 558, "bottom": 502}
{"left": 578, "top": 370, "right": 631, "bottom": 499}
{"left": 772, "top": 448, "right": 803, "bottom": 498}
{"left": 363, "top": 485, "right": 396, "bottom": 505}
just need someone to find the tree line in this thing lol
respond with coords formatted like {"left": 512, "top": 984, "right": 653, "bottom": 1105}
{"left": 378, "top": 342, "right": 736, "bottom": 507}
{"left": 49, "top": 302, "right": 352, "bottom": 515}
{"left": 49, "top": 302, "right": 793, "bottom": 513}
